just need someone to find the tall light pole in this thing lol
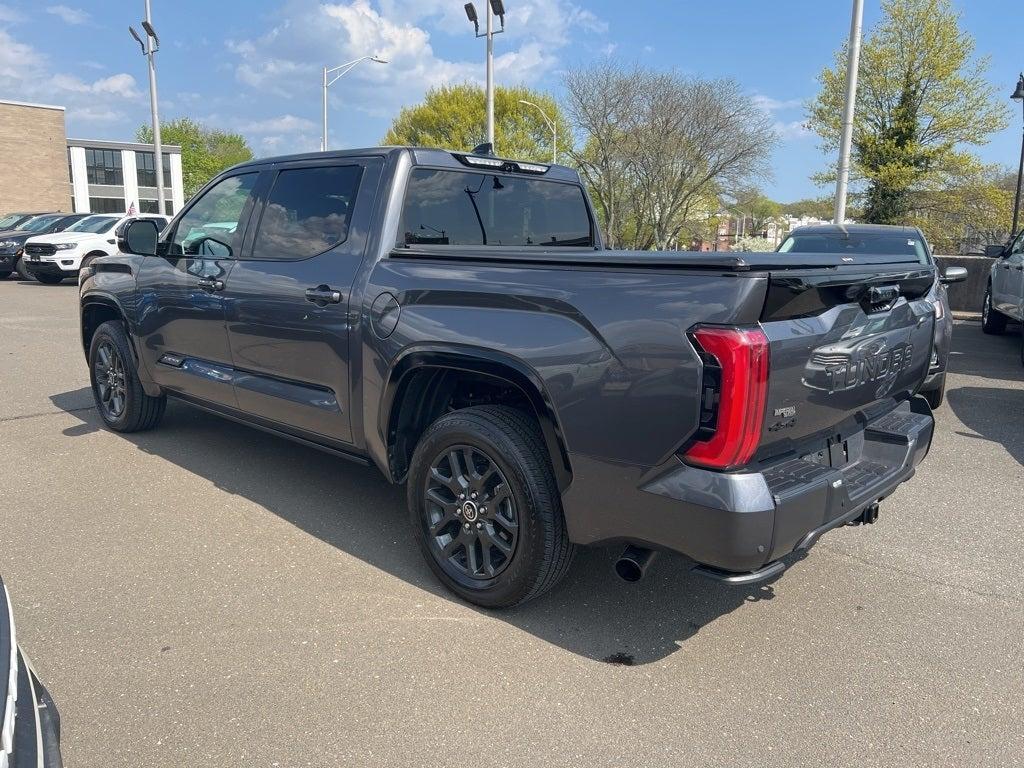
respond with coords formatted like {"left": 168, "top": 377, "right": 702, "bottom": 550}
{"left": 833, "top": 0, "right": 864, "bottom": 224}
{"left": 518, "top": 99, "right": 556, "bottom": 163}
{"left": 1010, "top": 73, "right": 1024, "bottom": 237}
{"left": 465, "top": 1, "right": 506, "bottom": 151}
{"left": 129, "top": 0, "right": 164, "bottom": 214}
{"left": 321, "top": 55, "right": 388, "bottom": 152}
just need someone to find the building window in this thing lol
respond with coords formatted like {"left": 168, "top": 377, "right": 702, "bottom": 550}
{"left": 136, "top": 152, "right": 171, "bottom": 188}
{"left": 67, "top": 148, "right": 73, "bottom": 183}
{"left": 139, "top": 199, "right": 174, "bottom": 215}
{"left": 85, "top": 148, "right": 123, "bottom": 185}
{"left": 89, "top": 197, "right": 126, "bottom": 214}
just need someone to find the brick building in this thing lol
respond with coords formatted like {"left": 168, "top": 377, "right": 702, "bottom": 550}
{"left": 0, "top": 99, "right": 184, "bottom": 216}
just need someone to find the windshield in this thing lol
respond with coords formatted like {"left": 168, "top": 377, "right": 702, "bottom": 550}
{"left": 399, "top": 169, "right": 593, "bottom": 247}
{"left": 0, "top": 213, "right": 28, "bottom": 229}
{"left": 778, "top": 231, "right": 931, "bottom": 264}
{"left": 66, "top": 215, "right": 119, "bottom": 234}
{"left": 20, "top": 215, "right": 64, "bottom": 233}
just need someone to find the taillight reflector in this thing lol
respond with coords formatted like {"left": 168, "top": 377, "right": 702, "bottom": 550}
{"left": 683, "top": 326, "right": 769, "bottom": 470}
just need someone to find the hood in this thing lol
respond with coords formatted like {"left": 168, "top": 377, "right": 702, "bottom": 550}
{"left": 27, "top": 231, "right": 100, "bottom": 246}
{"left": 0, "top": 230, "right": 32, "bottom": 244}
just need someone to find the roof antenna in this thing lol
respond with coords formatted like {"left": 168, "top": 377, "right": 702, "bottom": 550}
{"left": 471, "top": 142, "right": 494, "bottom": 156}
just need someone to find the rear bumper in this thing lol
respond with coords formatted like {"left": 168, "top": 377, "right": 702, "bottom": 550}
{"left": 562, "top": 398, "right": 934, "bottom": 581}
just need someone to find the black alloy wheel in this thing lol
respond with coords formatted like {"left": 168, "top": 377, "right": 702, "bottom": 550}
{"left": 423, "top": 444, "right": 520, "bottom": 581}
{"left": 93, "top": 340, "right": 128, "bottom": 419}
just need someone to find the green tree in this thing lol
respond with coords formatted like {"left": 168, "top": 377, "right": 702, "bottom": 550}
{"left": 136, "top": 118, "right": 254, "bottom": 200}
{"left": 781, "top": 197, "right": 834, "bottom": 220}
{"left": 382, "top": 84, "right": 569, "bottom": 162}
{"left": 807, "top": 0, "right": 1008, "bottom": 225}
{"left": 729, "top": 187, "right": 781, "bottom": 235}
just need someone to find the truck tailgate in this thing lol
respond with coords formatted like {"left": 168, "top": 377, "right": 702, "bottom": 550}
{"left": 756, "top": 265, "right": 936, "bottom": 462}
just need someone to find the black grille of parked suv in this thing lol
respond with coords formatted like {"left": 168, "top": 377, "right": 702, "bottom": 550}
{"left": 25, "top": 243, "right": 57, "bottom": 256}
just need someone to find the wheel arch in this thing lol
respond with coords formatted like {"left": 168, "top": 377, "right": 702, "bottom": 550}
{"left": 380, "top": 346, "right": 572, "bottom": 492}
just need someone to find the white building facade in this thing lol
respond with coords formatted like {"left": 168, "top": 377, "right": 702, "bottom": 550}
{"left": 67, "top": 138, "right": 184, "bottom": 216}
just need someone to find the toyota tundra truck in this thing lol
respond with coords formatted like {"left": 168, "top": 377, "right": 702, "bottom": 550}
{"left": 79, "top": 147, "right": 936, "bottom": 607}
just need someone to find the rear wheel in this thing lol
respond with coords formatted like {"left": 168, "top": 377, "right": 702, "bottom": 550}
{"left": 921, "top": 373, "right": 945, "bottom": 409}
{"left": 14, "top": 257, "right": 35, "bottom": 281}
{"left": 35, "top": 273, "right": 64, "bottom": 285}
{"left": 89, "top": 320, "right": 165, "bottom": 432}
{"left": 981, "top": 286, "right": 1006, "bottom": 334}
{"left": 408, "top": 405, "right": 575, "bottom": 608}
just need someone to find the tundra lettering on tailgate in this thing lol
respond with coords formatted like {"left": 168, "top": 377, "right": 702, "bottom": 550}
{"left": 825, "top": 343, "right": 914, "bottom": 394}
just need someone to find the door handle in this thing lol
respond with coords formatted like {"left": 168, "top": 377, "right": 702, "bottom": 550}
{"left": 305, "top": 285, "right": 343, "bottom": 305}
{"left": 197, "top": 277, "right": 225, "bottom": 292}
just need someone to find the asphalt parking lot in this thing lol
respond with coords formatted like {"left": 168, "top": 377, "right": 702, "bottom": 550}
{"left": 1, "top": 277, "right": 1022, "bottom": 767}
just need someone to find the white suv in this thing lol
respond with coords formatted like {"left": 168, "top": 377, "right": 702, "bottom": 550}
{"left": 23, "top": 213, "right": 168, "bottom": 284}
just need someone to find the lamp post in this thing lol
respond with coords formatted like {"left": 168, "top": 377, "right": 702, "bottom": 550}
{"left": 129, "top": 0, "right": 164, "bottom": 214}
{"left": 833, "top": 0, "right": 864, "bottom": 224}
{"left": 464, "top": 1, "right": 506, "bottom": 151}
{"left": 1010, "top": 73, "right": 1024, "bottom": 237}
{"left": 321, "top": 55, "right": 388, "bottom": 152}
{"left": 518, "top": 99, "right": 556, "bottom": 163}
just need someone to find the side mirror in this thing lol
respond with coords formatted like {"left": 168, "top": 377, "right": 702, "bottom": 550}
{"left": 940, "top": 265, "right": 968, "bottom": 285}
{"left": 119, "top": 218, "right": 159, "bottom": 256}
{"left": 983, "top": 244, "right": 1005, "bottom": 258}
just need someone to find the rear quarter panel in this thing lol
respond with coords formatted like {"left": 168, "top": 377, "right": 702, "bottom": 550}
{"left": 361, "top": 257, "right": 769, "bottom": 473}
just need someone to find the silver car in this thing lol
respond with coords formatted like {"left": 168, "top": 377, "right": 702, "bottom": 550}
{"left": 982, "top": 229, "right": 1024, "bottom": 365}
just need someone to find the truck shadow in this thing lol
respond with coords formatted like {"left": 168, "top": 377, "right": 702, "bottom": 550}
{"left": 946, "top": 385, "right": 1024, "bottom": 467}
{"left": 50, "top": 388, "right": 792, "bottom": 665}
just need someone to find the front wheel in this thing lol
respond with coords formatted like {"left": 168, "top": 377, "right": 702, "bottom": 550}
{"left": 407, "top": 405, "right": 575, "bottom": 608}
{"left": 88, "top": 320, "right": 166, "bottom": 432}
{"left": 0, "top": 270, "right": 11, "bottom": 280}
{"left": 14, "top": 257, "right": 35, "bottom": 281}
{"left": 35, "top": 273, "right": 65, "bottom": 285}
{"left": 981, "top": 287, "right": 1006, "bottom": 334}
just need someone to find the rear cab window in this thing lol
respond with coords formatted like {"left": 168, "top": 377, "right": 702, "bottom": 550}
{"left": 778, "top": 231, "right": 931, "bottom": 265}
{"left": 398, "top": 168, "right": 593, "bottom": 248}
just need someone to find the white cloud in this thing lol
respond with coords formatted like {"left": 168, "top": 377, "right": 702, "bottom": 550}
{"left": 226, "top": 0, "right": 605, "bottom": 119}
{"left": 241, "top": 114, "right": 318, "bottom": 134}
{"left": 0, "top": 4, "right": 24, "bottom": 23}
{"left": 752, "top": 93, "right": 810, "bottom": 141}
{"left": 774, "top": 119, "right": 811, "bottom": 139}
{"left": 752, "top": 94, "right": 803, "bottom": 113}
{"left": 0, "top": 28, "right": 141, "bottom": 127}
{"left": 45, "top": 4, "right": 89, "bottom": 25}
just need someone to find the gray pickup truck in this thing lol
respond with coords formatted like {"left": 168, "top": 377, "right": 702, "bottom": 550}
{"left": 80, "top": 147, "right": 936, "bottom": 607}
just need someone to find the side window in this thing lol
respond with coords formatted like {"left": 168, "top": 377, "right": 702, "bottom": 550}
{"left": 170, "top": 173, "right": 257, "bottom": 257}
{"left": 250, "top": 165, "right": 362, "bottom": 261}
{"left": 1011, "top": 231, "right": 1024, "bottom": 255}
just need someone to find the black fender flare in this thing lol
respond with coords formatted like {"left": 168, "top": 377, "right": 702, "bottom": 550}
{"left": 379, "top": 344, "right": 573, "bottom": 491}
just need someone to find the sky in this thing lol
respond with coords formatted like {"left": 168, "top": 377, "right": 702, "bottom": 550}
{"left": 0, "top": 0, "right": 1021, "bottom": 202}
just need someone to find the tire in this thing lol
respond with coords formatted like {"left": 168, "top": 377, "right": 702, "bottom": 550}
{"left": 88, "top": 320, "right": 166, "bottom": 432}
{"left": 407, "top": 405, "right": 575, "bottom": 608}
{"left": 921, "top": 374, "right": 945, "bottom": 409}
{"left": 981, "top": 286, "right": 1006, "bottom": 334}
{"left": 35, "top": 273, "right": 65, "bottom": 285}
{"left": 80, "top": 252, "right": 104, "bottom": 271}
{"left": 14, "top": 257, "right": 35, "bottom": 282}
{"left": 0, "top": 270, "right": 11, "bottom": 280}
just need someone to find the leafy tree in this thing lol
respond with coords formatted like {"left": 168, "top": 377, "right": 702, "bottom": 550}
{"left": 781, "top": 197, "right": 835, "bottom": 220}
{"left": 729, "top": 187, "right": 781, "bottom": 236}
{"left": 382, "top": 84, "right": 569, "bottom": 162}
{"left": 733, "top": 236, "right": 775, "bottom": 252}
{"left": 136, "top": 118, "right": 254, "bottom": 200}
{"left": 807, "top": 0, "right": 1008, "bottom": 226}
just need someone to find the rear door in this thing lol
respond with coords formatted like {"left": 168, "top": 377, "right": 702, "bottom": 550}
{"left": 222, "top": 157, "right": 381, "bottom": 445}
{"left": 135, "top": 171, "right": 259, "bottom": 408}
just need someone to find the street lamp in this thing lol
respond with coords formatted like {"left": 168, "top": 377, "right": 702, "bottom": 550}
{"left": 128, "top": 0, "right": 165, "bottom": 215}
{"left": 1010, "top": 72, "right": 1024, "bottom": 237}
{"left": 465, "top": 0, "right": 506, "bottom": 152}
{"left": 518, "top": 99, "right": 556, "bottom": 163}
{"left": 321, "top": 55, "right": 388, "bottom": 152}
{"left": 833, "top": 0, "right": 864, "bottom": 224}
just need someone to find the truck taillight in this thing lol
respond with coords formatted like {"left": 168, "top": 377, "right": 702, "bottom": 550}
{"left": 683, "top": 326, "right": 769, "bottom": 471}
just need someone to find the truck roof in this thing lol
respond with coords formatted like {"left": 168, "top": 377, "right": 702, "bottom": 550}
{"left": 788, "top": 223, "right": 922, "bottom": 236}
{"left": 231, "top": 146, "right": 583, "bottom": 183}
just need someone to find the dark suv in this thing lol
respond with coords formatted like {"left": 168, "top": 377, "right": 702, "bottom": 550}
{"left": 0, "top": 213, "right": 91, "bottom": 280}
{"left": 80, "top": 147, "right": 937, "bottom": 607}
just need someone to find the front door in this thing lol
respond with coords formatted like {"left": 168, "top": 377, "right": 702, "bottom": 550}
{"left": 222, "top": 158, "right": 380, "bottom": 445}
{"left": 135, "top": 172, "right": 259, "bottom": 408}
{"left": 992, "top": 230, "right": 1024, "bottom": 318}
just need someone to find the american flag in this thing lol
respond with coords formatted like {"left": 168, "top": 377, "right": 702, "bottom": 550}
{"left": 127, "top": 201, "right": 137, "bottom": 215}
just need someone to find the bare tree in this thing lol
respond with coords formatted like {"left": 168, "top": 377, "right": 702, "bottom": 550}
{"left": 563, "top": 63, "right": 777, "bottom": 250}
